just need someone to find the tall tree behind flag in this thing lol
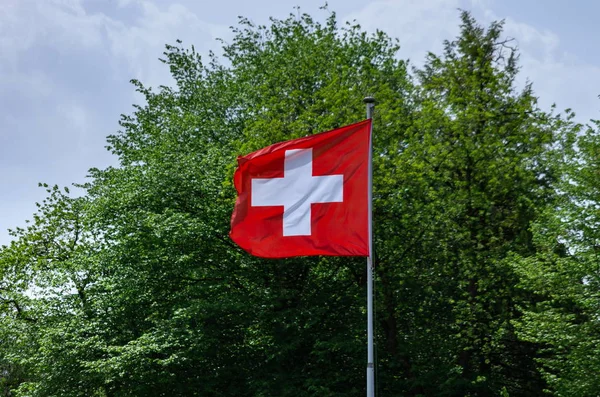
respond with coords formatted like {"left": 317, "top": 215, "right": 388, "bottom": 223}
{"left": 230, "top": 120, "right": 371, "bottom": 258}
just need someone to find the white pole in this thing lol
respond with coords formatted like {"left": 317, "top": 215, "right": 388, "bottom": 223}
{"left": 364, "top": 96, "right": 375, "bottom": 397}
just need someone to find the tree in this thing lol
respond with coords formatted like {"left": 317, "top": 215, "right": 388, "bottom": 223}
{"left": 0, "top": 8, "right": 583, "bottom": 397}
{"left": 0, "top": 185, "right": 106, "bottom": 396}
{"left": 1, "top": 9, "right": 411, "bottom": 396}
{"left": 513, "top": 116, "right": 600, "bottom": 396}
{"left": 372, "top": 12, "right": 573, "bottom": 396}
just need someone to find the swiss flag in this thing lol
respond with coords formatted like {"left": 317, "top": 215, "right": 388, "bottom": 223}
{"left": 230, "top": 120, "right": 371, "bottom": 258}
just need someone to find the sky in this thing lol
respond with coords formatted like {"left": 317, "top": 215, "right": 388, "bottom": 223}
{"left": 1, "top": 0, "right": 599, "bottom": 245}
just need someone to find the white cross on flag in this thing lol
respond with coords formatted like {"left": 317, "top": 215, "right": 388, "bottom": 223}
{"left": 229, "top": 120, "right": 371, "bottom": 258}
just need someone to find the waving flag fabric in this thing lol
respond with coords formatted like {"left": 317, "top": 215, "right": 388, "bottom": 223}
{"left": 230, "top": 120, "right": 371, "bottom": 258}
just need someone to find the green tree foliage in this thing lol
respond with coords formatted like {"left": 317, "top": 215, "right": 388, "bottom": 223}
{"left": 0, "top": 8, "right": 589, "bottom": 397}
{"left": 373, "top": 13, "right": 572, "bottom": 396}
{"left": 0, "top": 184, "right": 103, "bottom": 396}
{"left": 513, "top": 117, "right": 600, "bottom": 397}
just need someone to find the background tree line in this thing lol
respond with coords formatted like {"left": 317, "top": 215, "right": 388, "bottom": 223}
{"left": 0, "top": 8, "right": 598, "bottom": 397}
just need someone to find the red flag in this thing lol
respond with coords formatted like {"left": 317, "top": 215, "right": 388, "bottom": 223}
{"left": 230, "top": 120, "right": 371, "bottom": 258}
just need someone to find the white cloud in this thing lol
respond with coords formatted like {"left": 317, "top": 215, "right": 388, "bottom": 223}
{"left": 343, "top": 0, "right": 461, "bottom": 66}
{"left": 0, "top": 0, "right": 105, "bottom": 65}
{"left": 57, "top": 102, "right": 88, "bottom": 143}
{"left": 0, "top": 0, "right": 228, "bottom": 92}
{"left": 502, "top": 17, "right": 560, "bottom": 61}
{"left": 103, "top": 0, "right": 229, "bottom": 89}
{"left": 0, "top": 0, "right": 231, "bottom": 244}
{"left": 0, "top": 69, "right": 54, "bottom": 100}
{"left": 345, "top": 0, "right": 600, "bottom": 121}
{"left": 0, "top": 2, "right": 38, "bottom": 71}
{"left": 480, "top": 12, "right": 600, "bottom": 121}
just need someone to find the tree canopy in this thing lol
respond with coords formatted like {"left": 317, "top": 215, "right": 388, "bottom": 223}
{"left": 0, "top": 8, "right": 596, "bottom": 397}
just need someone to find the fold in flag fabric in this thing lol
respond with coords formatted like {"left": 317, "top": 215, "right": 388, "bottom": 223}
{"left": 230, "top": 120, "right": 371, "bottom": 258}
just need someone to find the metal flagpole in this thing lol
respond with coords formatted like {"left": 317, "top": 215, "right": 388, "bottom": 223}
{"left": 364, "top": 96, "right": 375, "bottom": 397}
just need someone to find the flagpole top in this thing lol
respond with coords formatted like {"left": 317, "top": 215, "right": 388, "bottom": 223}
{"left": 363, "top": 96, "right": 376, "bottom": 104}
